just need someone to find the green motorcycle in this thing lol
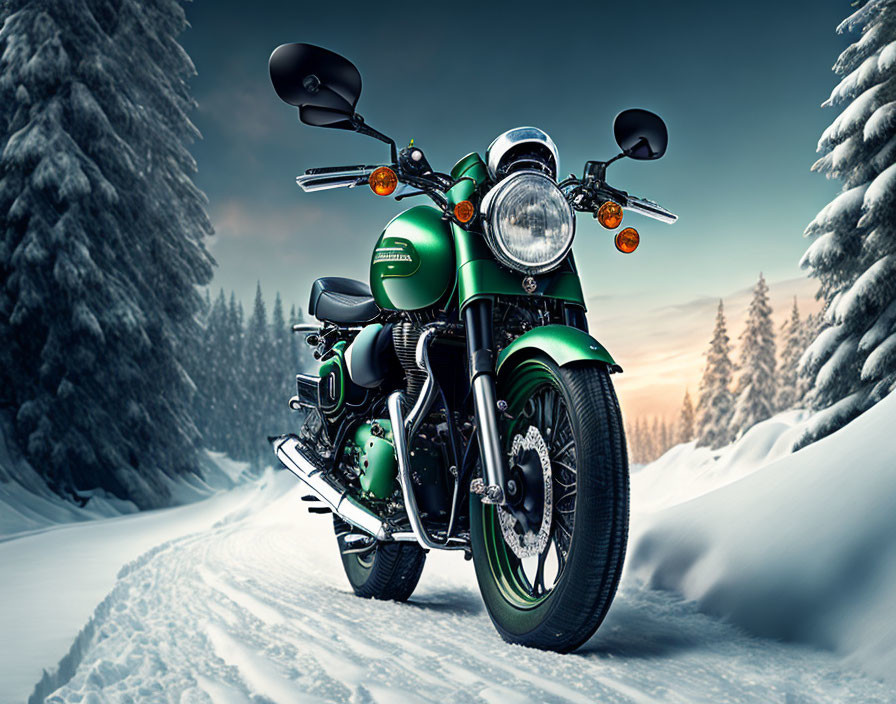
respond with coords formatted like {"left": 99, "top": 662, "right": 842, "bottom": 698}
{"left": 269, "top": 43, "right": 676, "bottom": 651}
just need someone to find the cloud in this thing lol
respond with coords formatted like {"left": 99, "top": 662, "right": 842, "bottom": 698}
{"left": 195, "top": 72, "right": 285, "bottom": 143}
{"left": 209, "top": 199, "right": 328, "bottom": 248}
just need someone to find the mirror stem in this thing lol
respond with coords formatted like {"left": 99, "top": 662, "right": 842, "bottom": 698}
{"left": 583, "top": 152, "right": 627, "bottom": 185}
{"left": 352, "top": 114, "right": 397, "bottom": 163}
{"left": 605, "top": 151, "right": 627, "bottom": 167}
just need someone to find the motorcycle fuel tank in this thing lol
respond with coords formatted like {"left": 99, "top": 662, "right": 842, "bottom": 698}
{"left": 369, "top": 205, "right": 455, "bottom": 311}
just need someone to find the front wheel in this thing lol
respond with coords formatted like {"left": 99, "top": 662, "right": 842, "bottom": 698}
{"left": 470, "top": 357, "right": 629, "bottom": 651}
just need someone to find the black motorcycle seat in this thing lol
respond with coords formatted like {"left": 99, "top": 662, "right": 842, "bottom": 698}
{"left": 309, "top": 277, "right": 380, "bottom": 324}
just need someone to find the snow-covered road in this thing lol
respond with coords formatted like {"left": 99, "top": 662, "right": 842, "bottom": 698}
{"left": 25, "top": 470, "right": 896, "bottom": 704}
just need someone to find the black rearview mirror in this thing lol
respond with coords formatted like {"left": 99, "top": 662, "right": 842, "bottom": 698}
{"left": 613, "top": 109, "right": 668, "bottom": 160}
{"left": 269, "top": 43, "right": 362, "bottom": 130}
{"left": 269, "top": 43, "right": 396, "bottom": 159}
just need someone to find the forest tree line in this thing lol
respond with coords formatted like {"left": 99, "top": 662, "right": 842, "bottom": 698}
{"left": 627, "top": 275, "right": 823, "bottom": 464}
{"left": 190, "top": 285, "right": 312, "bottom": 468}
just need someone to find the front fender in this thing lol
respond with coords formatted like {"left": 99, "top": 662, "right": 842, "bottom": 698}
{"left": 495, "top": 325, "right": 619, "bottom": 376}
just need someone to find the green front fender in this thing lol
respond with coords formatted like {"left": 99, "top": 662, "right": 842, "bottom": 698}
{"left": 496, "top": 325, "right": 619, "bottom": 376}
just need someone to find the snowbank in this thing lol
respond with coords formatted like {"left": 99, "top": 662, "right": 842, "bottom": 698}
{"left": 629, "top": 393, "right": 896, "bottom": 683}
{"left": 631, "top": 408, "right": 810, "bottom": 512}
{"left": 0, "top": 419, "right": 251, "bottom": 539}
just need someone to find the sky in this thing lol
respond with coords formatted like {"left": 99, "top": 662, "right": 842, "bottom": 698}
{"left": 180, "top": 0, "right": 854, "bottom": 418}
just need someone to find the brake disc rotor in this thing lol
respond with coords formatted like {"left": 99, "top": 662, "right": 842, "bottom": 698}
{"left": 498, "top": 425, "right": 553, "bottom": 559}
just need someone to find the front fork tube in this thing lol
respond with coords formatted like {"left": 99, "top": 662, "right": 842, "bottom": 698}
{"left": 463, "top": 300, "right": 507, "bottom": 505}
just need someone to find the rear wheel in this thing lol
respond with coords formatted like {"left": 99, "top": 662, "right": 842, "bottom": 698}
{"left": 470, "top": 357, "right": 629, "bottom": 651}
{"left": 334, "top": 517, "right": 426, "bottom": 601}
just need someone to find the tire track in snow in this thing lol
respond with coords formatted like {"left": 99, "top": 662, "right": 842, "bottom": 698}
{"left": 30, "top": 480, "right": 896, "bottom": 703}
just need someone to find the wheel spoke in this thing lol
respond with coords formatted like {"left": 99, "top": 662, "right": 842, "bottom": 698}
{"left": 554, "top": 516, "right": 572, "bottom": 539}
{"left": 555, "top": 488, "right": 577, "bottom": 505}
{"left": 553, "top": 438, "right": 575, "bottom": 460}
{"left": 551, "top": 408, "right": 572, "bottom": 454}
{"left": 552, "top": 459, "right": 577, "bottom": 475}
{"left": 553, "top": 533, "right": 567, "bottom": 573}
{"left": 549, "top": 391, "right": 561, "bottom": 440}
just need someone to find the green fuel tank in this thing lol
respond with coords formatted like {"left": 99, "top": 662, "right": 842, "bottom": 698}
{"left": 369, "top": 205, "right": 455, "bottom": 311}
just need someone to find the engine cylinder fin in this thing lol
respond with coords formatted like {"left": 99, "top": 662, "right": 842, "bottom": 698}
{"left": 393, "top": 322, "right": 427, "bottom": 409}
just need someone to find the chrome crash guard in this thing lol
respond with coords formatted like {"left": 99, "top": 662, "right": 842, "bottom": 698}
{"left": 272, "top": 322, "right": 468, "bottom": 551}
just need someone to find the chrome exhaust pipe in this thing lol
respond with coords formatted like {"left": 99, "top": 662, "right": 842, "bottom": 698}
{"left": 272, "top": 435, "right": 413, "bottom": 542}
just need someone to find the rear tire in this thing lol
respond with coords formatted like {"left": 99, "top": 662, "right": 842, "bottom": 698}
{"left": 470, "top": 358, "right": 629, "bottom": 652}
{"left": 334, "top": 517, "right": 426, "bottom": 601}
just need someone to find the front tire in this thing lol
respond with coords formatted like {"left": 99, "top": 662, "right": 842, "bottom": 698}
{"left": 334, "top": 517, "right": 427, "bottom": 602}
{"left": 470, "top": 357, "right": 629, "bottom": 651}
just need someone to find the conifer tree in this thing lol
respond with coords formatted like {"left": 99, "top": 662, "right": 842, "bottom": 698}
{"left": 678, "top": 390, "right": 695, "bottom": 444}
{"left": 696, "top": 301, "right": 735, "bottom": 448}
{"left": 730, "top": 274, "right": 777, "bottom": 437}
{"left": 650, "top": 417, "right": 661, "bottom": 460}
{"left": 799, "top": 0, "right": 896, "bottom": 444}
{"left": 201, "top": 290, "right": 230, "bottom": 449}
{"left": 269, "top": 293, "right": 291, "bottom": 431}
{"left": 0, "top": 0, "right": 214, "bottom": 506}
{"left": 224, "top": 294, "right": 246, "bottom": 459}
{"left": 244, "top": 283, "right": 271, "bottom": 465}
{"left": 776, "top": 298, "right": 804, "bottom": 410}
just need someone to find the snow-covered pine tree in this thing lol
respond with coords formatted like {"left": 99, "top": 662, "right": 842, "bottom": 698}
{"left": 269, "top": 292, "right": 292, "bottom": 434}
{"left": 635, "top": 417, "right": 647, "bottom": 463}
{"left": 626, "top": 418, "right": 638, "bottom": 464}
{"left": 0, "top": 0, "right": 214, "bottom": 506}
{"left": 200, "top": 290, "right": 231, "bottom": 451}
{"left": 797, "top": 311, "right": 824, "bottom": 404}
{"left": 244, "top": 283, "right": 271, "bottom": 466}
{"left": 799, "top": 0, "right": 896, "bottom": 444}
{"left": 678, "top": 390, "right": 695, "bottom": 443}
{"left": 730, "top": 274, "right": 777, "bottom": 437}
{"left": 776, "top": 298, "right": 804, "bottom": 410}
{"left": 221, "top": 293, "right": 246, "bottom": 459}
{"left": 696, "top": 301, "right": 735, "bottom": 448}
{"left": 649, "top": 417, "right": 660, "bottom": 460}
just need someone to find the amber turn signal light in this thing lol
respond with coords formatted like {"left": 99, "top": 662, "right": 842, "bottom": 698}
{"left": 454, "top": 200, "right": 475, "bottom": 223}
{"left": 615, "top": 227, "right": 640, "bottom": 254}
{"left": 369, "top": 167, "right": 398, "bottom": 196}
{"left": 597, "top": 200, "right": 623, "bottom": 229}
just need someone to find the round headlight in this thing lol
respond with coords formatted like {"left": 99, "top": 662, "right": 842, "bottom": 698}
{"left": 481, "top": 171, "right": 575, "bottom": 274}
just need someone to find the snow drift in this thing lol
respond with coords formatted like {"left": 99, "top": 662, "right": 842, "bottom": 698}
{"left": 629, "top": 392, "right": 896, "bottom": 682}
{"left": 0, "top": 402, "right": 250, "bottom": 540}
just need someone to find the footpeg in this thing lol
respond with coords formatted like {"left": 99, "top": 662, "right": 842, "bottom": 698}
{"left": 470, "top": 478, "right": 504, "bottom": 505}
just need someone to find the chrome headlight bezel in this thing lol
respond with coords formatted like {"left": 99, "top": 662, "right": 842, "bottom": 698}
{"left": 480, "top": 170, "right": 576, "bottom": 275}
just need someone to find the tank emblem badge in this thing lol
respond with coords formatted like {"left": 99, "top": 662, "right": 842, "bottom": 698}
{"left": 522, "top": 276, "right": 537, "bottom": 293}
{"left": 372, "top": 237, "right": 420, "bottom": 277}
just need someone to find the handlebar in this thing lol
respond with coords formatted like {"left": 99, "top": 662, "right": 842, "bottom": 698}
{"left": 561, "top": 177, "right": 677, "bottom": 225}
{"left": 297, "top": 151, "right": 678, "bottom": 227}
{"left": 623, "top": 194, "right": 677, "bottom": 224}
{"left": 296, "top": 166, "right": 373, "bottom": 192}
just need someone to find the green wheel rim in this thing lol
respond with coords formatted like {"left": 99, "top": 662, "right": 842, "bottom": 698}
{"left": 482, "top": 359, "right": 576, "bottom": 609}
